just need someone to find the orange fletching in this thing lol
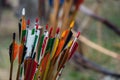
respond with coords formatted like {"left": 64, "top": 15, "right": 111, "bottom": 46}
{"left": 22, "top": 17, "right": 26, "bottom": 30}
{"left": 55, "top": 30, "right": 69, "bottom": 58}
{"left": 41, "top": 53, "right": 50, "bottom": 72}
{"left": 39, "top": 53, "right": 50, "bottom": 79}
{"left": 70, "top": 21, "right": 75, "bottom": 29}
{"left": 13, "top": 42, "right": 19, "bottom": 61}
{"left": 18, "top": 44, "right": 24, "bottom": 64}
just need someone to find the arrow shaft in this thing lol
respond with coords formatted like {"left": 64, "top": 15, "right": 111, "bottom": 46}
{"left": 9, "top": 62, "right": 13, "bottom": 80}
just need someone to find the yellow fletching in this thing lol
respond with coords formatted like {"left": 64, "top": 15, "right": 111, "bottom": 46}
{"left": 51, "top": 38, "right": 59, "bottom": 59}
{"left": 70, "top": 21, "right": 75, "bottom": 29}
{"left": 67, "top": 40, "right": 73, "bottom": 48}
{"left": 61, "top": 31, "right": 66, "bottom": 38}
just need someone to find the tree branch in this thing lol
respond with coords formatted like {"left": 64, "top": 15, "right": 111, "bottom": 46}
{"left": 72, "top": 30, "right": 120, "bottom": 60}
{"left": 72, "top": 53, "right": 120, "bottom": 78}
{"left": 79, "top": 5, "right": 120, "bottom": 36}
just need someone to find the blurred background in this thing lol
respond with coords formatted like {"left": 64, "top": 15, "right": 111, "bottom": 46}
{"left": 0, "top": 0, "right": 120, "bottom": 80}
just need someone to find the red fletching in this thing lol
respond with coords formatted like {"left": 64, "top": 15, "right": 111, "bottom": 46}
{"left": 49, "top": 27, "right": 53, "bottom": 36}
{"left": 41, "top": 37, "right": 48, "bottom": 56}
{"left": 23, "top": 36, "right": 26, "bottom": 43}
{"left": 27, "top": 19, "right": 30, "bottom": 25}
{"left": 46, "top": 24, "right": 49, "bottom": 30}
{"left": 36, "top": 24, "right": 39, "bottom": 30}
{"left": 76, "top": 32, "right": 81, "bottom": 38}
{"left": 24, "top": 58, "right": 37, "bottom": 80}
{"left": 35, "top": 18, "right": 39, "bottom": 23}
{"left": 56, "top": 27, "right": 60, "bottom": 34}
{"left": 42, "top": 43, "right": 45, "bottom": 56}
{"left": 74, "top": 0, "right": 84, "bottom": 10}
{"left": 69, "top": 42, "right": 78, "bottom": 60}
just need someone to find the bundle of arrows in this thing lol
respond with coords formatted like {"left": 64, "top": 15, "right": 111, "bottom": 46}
{"left": 9, "top": 8, "right": 80, "bottom": 80}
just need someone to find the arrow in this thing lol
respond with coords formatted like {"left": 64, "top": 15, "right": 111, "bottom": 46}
{"left": 18, "top": 19, "right": 22, "bottom": 41}
{"left": 21, "top": 8, "right": 27, "bottom": 43}
{"left": 16, "top": 8, "right": 27, "bottom": 80}
{"left": 53, "top": 40, "right": 73, "bottom": 80}
{"left": 55, "top": 32, "right": 80, "bottom": 80}
{"left": 24, "top": 58, "right": 37, "bottom": 80}
{"left": 16, "top": 43, "right": 27, "bottom": 80}
{"left": 52, "top": 21, "right": 75, "bottom": 64}
{"left": 43, "top": 27, "right": 55, "bottom": 80}
{"left": 68, "top": 32, "right": 80, "bottom": 60}
{"left": 31, "top": 18, "right": 40, "bottom": 58}
{"left": 9, "top": 33, "right": 19, "bottom": 80}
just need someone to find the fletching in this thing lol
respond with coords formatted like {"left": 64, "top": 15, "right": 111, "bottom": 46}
{"left": 9, "top": 33, "right": 19, "bottom": 62}
{"left": 9, "top": 33, "right": 19, "bottom": 80}
{"left": 41, "top": 54, "right": 50, "bottom": 71}
{"left": 70, "top": 21, "right": 75, "bottom": 29}
{"left": 9, "top": 43, "right": 12, "bottom": 63}
{"left": 54, "top": 30, "right": 68, "bottom": 58}
{"left": 57, "top": 49, "right": 67, "bottom": 71}
{"left": 18, "top": 19, "right": 22, "bottom": 41}
{"left": 21, "top": 17, "right": 26, "bottom": 30}
{"left": 24, "top": 58, "right": 37, "bottom": 80}
{"left": 38, "top": 53, "right": 50, "bottom": 80}
{"left": 68, "top": 32, "right": 80, "bottom": 60}
{"left": 63, "top": 31, "right": 73, "bottom": 49}
{"left": 13, "top": 42, "right": 19, "bottom": 61}
{"left": 27, "top": 19, "right": 30, "bottom": 26}
{"left": 18, "top": 44, "right": 27, "bottom": 64}
{"left": 51, "top": 28, "right": 60, "bottom": 59}
{"left": 26, "top": 30, "right": 35, "bottom": 57}
{"left": 21, "top": 45, "right": 27, "bottom": 64}
{"left": 9, "top": 6, "right": 82, "bottom": 80}
{"left": 74, "top": 0, "right": 84, "bottom": 10}
{"left": 37, "top": 35, "right": 45, "bottom": 61}
{"left": 45, "top": 38, "right": 54, "bottom": 55}
{"left": 68, "top": 42, "right": 78, "bottom": 60}
{"left": 51, "top": 38, "right": 59, "bottom": 59}
{"left": 21, "top": 30, "right": 27, "bottom": 43}
{"left": 58, "top": 40, "right": 73, "bottom": 71}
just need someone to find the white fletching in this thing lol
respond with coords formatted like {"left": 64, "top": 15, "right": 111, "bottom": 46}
{"left": 22, "top": 8, "right": 25, "bottom": 16}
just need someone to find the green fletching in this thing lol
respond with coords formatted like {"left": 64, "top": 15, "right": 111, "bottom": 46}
{"left": 22, "top": 30, "right": 26, "bottom": 38}
{"left": 32, "top": 29, "right": 35, "bottom": 35}
{"left": 49, "top": 38, "right": 55, "bottom": 52}
{"left": 37, "top": 35, "right": 45, "bottom": 61}
{"left": 45, "top": 38, "right": 55, "bottom": 54}
{"left": 33, "top": 35, "right": 38, "bottom": 49}
{"left": 21, "top": 30, "right": 26, "bottom": 43}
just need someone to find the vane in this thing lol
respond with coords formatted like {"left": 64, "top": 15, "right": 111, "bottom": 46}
{"left": 9, "top": 33, "right": 19, "bottom": 80}
{"left": 55, "top": 32, "right": 80, "bottom": 80}
{"left": 24, "top": 58, "right": 37, "bottom": 80}
{"left": 8, "top": 5, "right": 83, "bottom": 80}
